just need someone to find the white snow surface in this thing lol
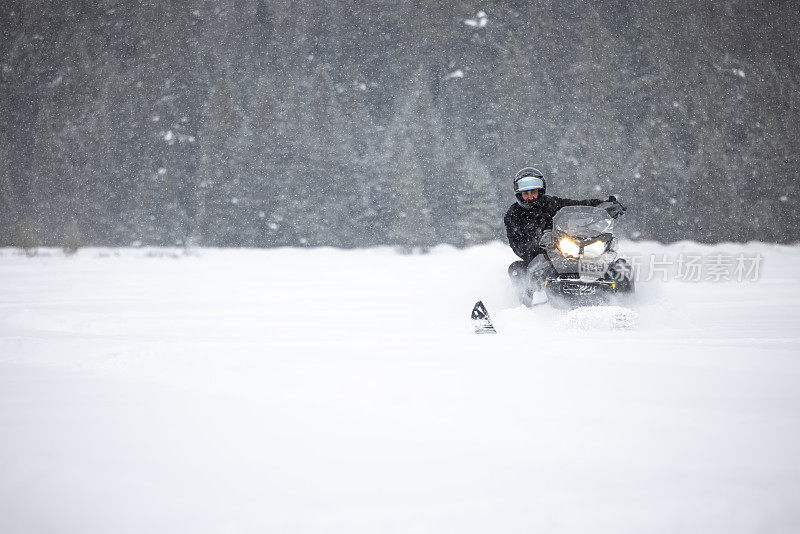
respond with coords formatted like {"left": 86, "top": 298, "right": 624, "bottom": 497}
{"left": 1, "top": 241, "right": 799, "bottom": 533}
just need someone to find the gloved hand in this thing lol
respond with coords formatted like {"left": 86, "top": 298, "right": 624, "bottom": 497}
{"left": 601, "top": 196, "right": 626, "bottom": 218}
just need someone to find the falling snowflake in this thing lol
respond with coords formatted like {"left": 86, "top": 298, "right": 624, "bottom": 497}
{"left": 464, "top": 11, "right": 488, "bottom": 28}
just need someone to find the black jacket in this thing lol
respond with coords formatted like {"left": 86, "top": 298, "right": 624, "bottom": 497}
{"left": 504, "top": 195, "right": 604, "bottom": 263}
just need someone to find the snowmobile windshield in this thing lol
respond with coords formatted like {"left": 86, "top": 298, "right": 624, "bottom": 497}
{"left": 553, "top": 206, "right": 614, "bottom": 239}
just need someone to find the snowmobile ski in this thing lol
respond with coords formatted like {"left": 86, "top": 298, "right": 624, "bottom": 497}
{"left": 471, "top": 300, "right": 497, "bottom": 334}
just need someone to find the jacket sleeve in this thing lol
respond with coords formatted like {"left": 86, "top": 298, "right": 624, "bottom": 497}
{"left": 550, "top": 196, "right": 604, "bottom": 212}
{"left": 504, "top": 209, "right": 540, "bottom": 262}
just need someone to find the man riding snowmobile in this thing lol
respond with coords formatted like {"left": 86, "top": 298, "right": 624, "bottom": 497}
{"left": 505, "top": 167, "right": 625, "bottom": 305}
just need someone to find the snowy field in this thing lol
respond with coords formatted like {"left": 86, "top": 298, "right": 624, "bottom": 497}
{"left": 1, "top": 241, "right": 799, "bottom": 534}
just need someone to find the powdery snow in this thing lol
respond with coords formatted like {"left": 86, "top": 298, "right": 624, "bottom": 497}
{"left": 464, "top": 11, "right": 488, "bottom": 28}
{"left": 1, "top": 242, "right": 799, "bottom": 533}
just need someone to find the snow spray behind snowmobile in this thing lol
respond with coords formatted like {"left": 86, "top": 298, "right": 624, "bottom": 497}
{"left": 539, "top": 204, "right": 634, "bottom": 308}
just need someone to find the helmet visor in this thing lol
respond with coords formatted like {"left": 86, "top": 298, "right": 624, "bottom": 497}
{"left": 516, "top": 176, "right": 544, "bottom": 192}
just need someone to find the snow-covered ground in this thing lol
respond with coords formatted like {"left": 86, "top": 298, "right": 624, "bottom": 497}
{"left": 1, "top": 242, "right": 799, "bottom": 533}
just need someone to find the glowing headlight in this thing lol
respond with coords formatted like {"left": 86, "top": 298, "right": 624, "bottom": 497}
{"left": 558, "top": 238, "right": 580, "bottom": 257}
{"left": 582, "top": 239, "right": 606, "bottom": 258}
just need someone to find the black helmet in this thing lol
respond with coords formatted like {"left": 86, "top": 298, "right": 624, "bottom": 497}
{"left": 513, "top": 167, "right": 546, "bottom": 208}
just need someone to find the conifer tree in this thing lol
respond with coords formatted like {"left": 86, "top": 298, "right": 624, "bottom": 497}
{"left": 12, "top": 218, "right": 38, "bottom": 256}
{"left": 63, "top": 219, "right": 83, "bottom": 255}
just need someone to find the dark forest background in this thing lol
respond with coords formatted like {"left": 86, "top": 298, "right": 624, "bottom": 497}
{"left": 1, "top": 0, "right": 799, "bottom": 248}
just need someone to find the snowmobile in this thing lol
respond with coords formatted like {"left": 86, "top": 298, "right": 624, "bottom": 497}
{"left": 471, "top": 203, "right": 635, "bottom": 333}
{"left": 539, "top": 204, "right": 635, "bottom": 309}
